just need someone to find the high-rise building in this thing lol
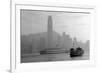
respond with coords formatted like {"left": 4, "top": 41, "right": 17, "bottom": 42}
{"left": 47, "top": 16, "right": 53, "bottom": 48}
{"left": 62, "top": 32, "right": 73, "bottom": 50}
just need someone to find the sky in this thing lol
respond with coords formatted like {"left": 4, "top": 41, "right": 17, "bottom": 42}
{"left": 20, "top": 9, "right": 91, "bottom": 42}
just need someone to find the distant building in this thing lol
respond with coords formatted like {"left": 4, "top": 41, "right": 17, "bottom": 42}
{"left": 39, "top": 37, "right": 46, "bottom": 51}
{"left": 62, "top": 32, "right": 73, "bottom": 50}
{"left": 32, "top": 38, "right": 40, "bottom": 55}
{"left": 47, "top": 16, "right": 53, "bottom": 49}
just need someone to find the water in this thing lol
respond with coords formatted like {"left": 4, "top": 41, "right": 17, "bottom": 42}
{"left": 21, "top": 52, "right": 89, "bottom": 63}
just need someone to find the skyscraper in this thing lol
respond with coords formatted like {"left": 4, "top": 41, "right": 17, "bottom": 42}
{"left": 47, "top": 16, "right": 53, "bottom": 48}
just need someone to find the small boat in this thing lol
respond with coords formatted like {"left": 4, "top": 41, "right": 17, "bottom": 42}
{"left": 70, "top": 47, "right": 84, "bottom": 57}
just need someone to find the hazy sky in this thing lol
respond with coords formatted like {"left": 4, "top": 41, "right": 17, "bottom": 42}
{"left": 21, "top": 9, "right": 91, "bottom": 42}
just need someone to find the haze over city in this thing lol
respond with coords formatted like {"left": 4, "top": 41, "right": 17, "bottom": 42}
{"left": 21, "top": 9, "right": 90, "bottom": 63}
{"left": 21, "top": 9, "right": 91, "bottom": 43}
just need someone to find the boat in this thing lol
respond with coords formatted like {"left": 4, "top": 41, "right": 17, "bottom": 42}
{"left": 70, "top": 47, "right": 84, "bottom": 57}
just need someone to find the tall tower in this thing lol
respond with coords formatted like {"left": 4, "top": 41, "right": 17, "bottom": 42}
{"left": 47, "top": 16, "right": 53, "bottom": 48}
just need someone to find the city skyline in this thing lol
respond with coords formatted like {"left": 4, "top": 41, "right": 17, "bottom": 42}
{"left": 21, "top": 12, "right": 90, "bottom": 62}
{"left": 21, "top": 9, "right": 90, "bottom": 43}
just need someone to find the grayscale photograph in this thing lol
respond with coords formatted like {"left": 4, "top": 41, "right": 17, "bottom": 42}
{"left": 20, "top": 9, "right": 90, "bottom": 63}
